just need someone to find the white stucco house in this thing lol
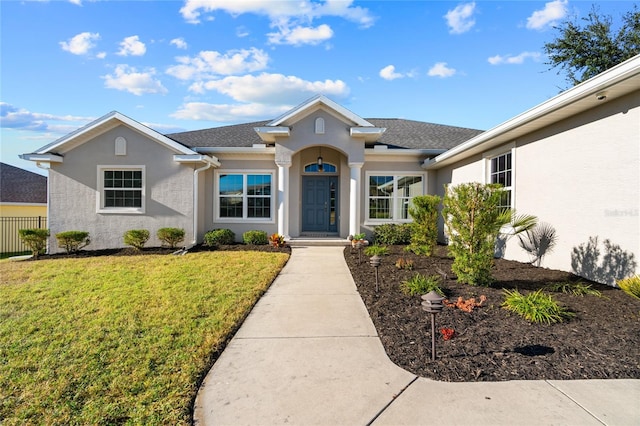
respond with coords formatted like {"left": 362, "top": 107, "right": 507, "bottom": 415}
{"left": 22, "top": 55, "right": 639, "bottom": 284}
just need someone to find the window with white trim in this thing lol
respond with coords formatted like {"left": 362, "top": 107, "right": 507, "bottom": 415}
{"left": 97, "top": 166, "right": 145, "bottom": 213}
{"left": 489, "top": 152, "right": 512, "bottom": 210}
{"left": 367, "top": 174, "right": 424, "bottom": 222}
{"left": 217, "top": 172, "right": 274, "bottom": 221}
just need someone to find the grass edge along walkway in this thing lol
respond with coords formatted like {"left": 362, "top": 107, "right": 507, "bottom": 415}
{"left": 0, "top": 250, "right": 289, "bottom": 425}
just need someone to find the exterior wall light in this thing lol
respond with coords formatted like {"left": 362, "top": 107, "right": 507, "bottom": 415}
{"left": 421, "top": 290, "right": 445, "bottom": 361}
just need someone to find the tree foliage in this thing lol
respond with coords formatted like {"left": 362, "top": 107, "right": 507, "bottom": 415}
{"left": 408, "top": 195, "right": 441, "bottom": 256}
{"left": 544, "top": 5, "right": 640, "bottom": 86}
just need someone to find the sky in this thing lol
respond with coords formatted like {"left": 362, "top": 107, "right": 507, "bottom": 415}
{"left": 1, "top": 0, "right": 634, "bottom": 175}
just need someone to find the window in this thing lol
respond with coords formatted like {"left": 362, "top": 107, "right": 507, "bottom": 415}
{"left": 367, "top": 174, "right": 424, "bottom": 222}
{"left": 489, "top": 152, "right": 512, "bottom": 210}
{"left": 304, "top": 163, "right": 336, "bottom": 173}
{"left": 217, "top": 172, "right": 273, "bottom": 221}
{"left": 97, "top": 166, "right": 145, "bottom": 213}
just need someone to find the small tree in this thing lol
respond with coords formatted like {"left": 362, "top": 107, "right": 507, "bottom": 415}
{"left": 157, "top": 228, "right": 185, "bottom": 249}
{"left": 18, "top": 228, "right": 49, "bottom": 258}
{"left": 408, "top": 195, "right": 441, "bottom": 256}
{"left": 124, "top": 229, "right": 150, "bottom": 251}
{"left": 56, "top": 231, "right": 90, "bottom": 254}
{"left": 442, "top": 183, "right": 504, "bottom": 286}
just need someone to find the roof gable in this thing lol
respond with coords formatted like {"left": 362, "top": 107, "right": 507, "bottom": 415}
{"left": 268, "top": 95, "right": 374, "bottom": 127}
{"left": 32, "top": 111, "right": 198, "bottom": 156}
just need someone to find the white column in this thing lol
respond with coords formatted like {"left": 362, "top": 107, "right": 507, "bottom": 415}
{"left": 349, "top": 162, "right": 363, "bottom": 237}
{"left": 276, "top": 161, "right": 291, "bottom": 238}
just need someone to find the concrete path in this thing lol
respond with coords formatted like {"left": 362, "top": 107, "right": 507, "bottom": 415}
{"left": 193, "top": 246, "right": 640, "bottom": 426}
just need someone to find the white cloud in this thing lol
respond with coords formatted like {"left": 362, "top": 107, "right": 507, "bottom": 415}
{"left": 488, "top": 51, "right": 542, "bottom": 65}
{"left": 379, "top": 65, "right": 404, "bottom": 81}
{"left": 444, "top": 2, "right": 476, "bottom": 34}
{"left": 170, "top": 38, "right": 188, "bottom": 49}
{"left": 526, "top": 0, "right": 568, "bottom": 30}
{"left": 268, "top": 24, "right": 333, "bottom": 46}
{"left": 96, "top": 52, "right": 107, "bottom": 59}
{"left": 236, "top": 26, "right": 250, "bottom": 38}
{"left": 171, "top": 102, "right": 292, "bottom": 123}
{"left": 103, "top": 65, "right": 168, "bottom": 96}
{"left": 59, "top": 32, "right": 100, "bottom": 55}
{"left": 0, "top": 102, "right": 94, "bottom": 133}
{"left": 117, "top": 35, "right": 146, "bottom": 56}
{"left": 428, "top": 62, "right": 456, "bottom": 78}
{"left": 166, "top": 48, "right": 270, "bottom": 80}
{"left": 188, "top": 73, "right": 349, "bottom": 105}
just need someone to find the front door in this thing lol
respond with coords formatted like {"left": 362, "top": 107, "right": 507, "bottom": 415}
{"left": 302, "top": 176, "right": 338, "bottom": 233}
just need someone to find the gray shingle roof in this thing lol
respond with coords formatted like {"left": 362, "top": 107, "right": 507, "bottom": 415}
{"left": 0, "top": 163, "right": 47, "bottom": 204}
{"left": 166, "top": 119, "right": 483, "bottom": 150}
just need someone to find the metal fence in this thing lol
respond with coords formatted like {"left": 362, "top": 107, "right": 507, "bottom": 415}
{"left": 1, "top": 216, "right": 47, "bottom": 255}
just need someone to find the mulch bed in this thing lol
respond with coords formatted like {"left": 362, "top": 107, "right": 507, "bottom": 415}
{"left": 344, "top": 245, "right": 640, "bottom": 382}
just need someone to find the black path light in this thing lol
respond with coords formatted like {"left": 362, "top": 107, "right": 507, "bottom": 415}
{"left": 421, "top": 291, "right": 445, "bottom": 361}
{"left": 369, "top": 255, "right": 381, "bottom": 293}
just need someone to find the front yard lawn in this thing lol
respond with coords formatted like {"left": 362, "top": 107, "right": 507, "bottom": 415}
{"left": 0, "top": 251, "right": 289, "bottom": 425}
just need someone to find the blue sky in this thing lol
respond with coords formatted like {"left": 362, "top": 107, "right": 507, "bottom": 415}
{"left": 1, "top": 0, "right": 633, "bottom": 175}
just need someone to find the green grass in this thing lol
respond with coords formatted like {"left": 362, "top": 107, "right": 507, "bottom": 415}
{"left": 545, "top": 281, "right": 602, "bottom": 297}
{"left": 502, "top": 289, "right": 575, "bottom": 324}
{"left": 400, "top": 273, "right": 445, "bottom": 296}
{"left": 0, "top": 251, "right": 289, "bottom": 425}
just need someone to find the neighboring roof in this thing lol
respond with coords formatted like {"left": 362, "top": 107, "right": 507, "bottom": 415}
{"left": 0, "top": 163, "right": 47, "bottom": 204}
{"left": 425, "top": 54, "right": 640, "bottom": 169}
{"left": 167, "top": 118, "right": 482, "bottom": 151}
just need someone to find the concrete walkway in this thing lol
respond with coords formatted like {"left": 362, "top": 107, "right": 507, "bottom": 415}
{"left": 193, "top": 246, "right": 640, "bottom": 426}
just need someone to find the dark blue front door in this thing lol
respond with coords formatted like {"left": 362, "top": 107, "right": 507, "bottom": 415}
{"left": 302, "top": 176, "right": 338, "bottom": 233}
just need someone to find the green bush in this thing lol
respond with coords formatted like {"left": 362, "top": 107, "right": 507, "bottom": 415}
{"left": 400, "top": 274, "right": 445, "bottom": 296}
{"left": 123, "top": 229, "right": 150, "bottom": 250}
{"left": 408, "top": 195, "right": 440, "bottom": 256}
{"left": 546, "top": 281, "right": 601, "bottom": 297}
{"left": 617, "top": 275, "right": 640, "bottom": 300}
{"left": 373, "top": 223, "right": 412, "bottom": 245}
{"left": 18, "top": 228, "right": 50, "bottom": 258}
{"left": 442, "top": 183, "right": 505, "bottom": 286}
{"left": 157, "top": 228, "right": 185, "bottom": 249}
{"left": 56, "top": 231, "right": 90, "bottom": 254}
{"left": 364, "top": 245, "right": 389, "bottom": 256}
{"left": 502, "top": 289, "right": 574, "bottom": 324}
{"left": 203, "top": 229, "right": 236, "bottom": 247}
{"left": 243, "top": 230, "right": 268, "bottom": 245}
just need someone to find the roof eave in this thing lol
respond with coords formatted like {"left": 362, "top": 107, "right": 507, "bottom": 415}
{"left": 254, "top": 126, "right": 290, "bottom": 142}
{"left": 173, "top": 154, "right": 221, "bottom": 167}
{"left": 19, "top": 153, "right": 64, "bottom": 163}
{"left": 350, "top": 127, "right": 386, "bottom": 142}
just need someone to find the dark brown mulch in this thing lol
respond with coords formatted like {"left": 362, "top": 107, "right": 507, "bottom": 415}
{"left": 344, "top": 245, "right": 640, "bottom": 382}
{"left": 28, "top": 244, "right": 291, "bottom": 260}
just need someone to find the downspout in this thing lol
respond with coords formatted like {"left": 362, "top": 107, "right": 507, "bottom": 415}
{"left": 189, "top": 162, "right": 213, "bottom": 249}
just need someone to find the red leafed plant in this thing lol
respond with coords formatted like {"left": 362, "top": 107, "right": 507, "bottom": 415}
{"left": 440, "top": 328, "right": 455, "bottom": 340}
{"left": 443, "top": 295, "right": 487, "bottom": 312}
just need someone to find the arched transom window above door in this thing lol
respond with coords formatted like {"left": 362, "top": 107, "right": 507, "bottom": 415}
{"left": 304, "top": 162, "right": 336, "bottom": 173}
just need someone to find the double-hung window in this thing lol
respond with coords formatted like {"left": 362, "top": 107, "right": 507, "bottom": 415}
{"left": 97, "top": 166, "right": 145, "bottom": 213}
{"left": 367, "top": 174, "right": 424, "bottom": 222}
{"left": 217, "top": 171, "right": 273, "bottom": 221}
{"left": 488, "top": 151, "right": 513, "bottom": 211}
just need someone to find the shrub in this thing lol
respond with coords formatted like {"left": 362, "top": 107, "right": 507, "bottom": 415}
{"left": 157, "top": 228, "right": 185, "bottom": 249}
{"left": 243, "top": 230, "right": 268, "bottom": 245}
{"left": 617, "top": 275, "right": 640, "bottom": 300}
{"left": 502, "top": 289, "right": 574, "bottom": 324}
{"left": 374, "top": 223, "right": 412, "bottom": 245}
{"left": 364, "top": 245, "right": 389, "bottom": 256}
{"left": 269, "top": 233, "right": 286, "bottom": 248}
{"left": 18, "top": 228, "right": 49, "bottom": 258}
{"left": 395, "top": 257, "right": 414, "bottom": 270}
{"left": 123, "top": 229, "right": 150, "bottom": 251}
{"left": 408, "top": 195, "right": 441, "bottom": 256}
{"left": 546, "top": 281, "right": 602, "bottom": 297}
{"left": 401, "top": 274, "right": 445, "bottom": 296}
{"left": 56, "top": 231, "right": 90, "bottom": 254}
{"left": 442, "top": 183, "right": 505, "bottom": 286}
{"left": 204, "top": 229, "right": 235, "bottom": 247}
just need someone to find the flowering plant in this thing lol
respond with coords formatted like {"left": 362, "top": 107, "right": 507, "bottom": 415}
{"left": 440, "top": 328, "right": 455, "bottom": 340}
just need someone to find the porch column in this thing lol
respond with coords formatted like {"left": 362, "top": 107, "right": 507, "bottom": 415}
{"left": 276, "top": 160, "right": 291, "bottom": 239}
{"left": 349, "top": 162, "right": 363, "bottom": 237}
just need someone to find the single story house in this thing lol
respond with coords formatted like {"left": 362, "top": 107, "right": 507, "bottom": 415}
{"left": 22, "top": 55, "right": 639, "bottom": 284}
{"left": 0, "top": 162, "right": 48, "bottom": 254}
